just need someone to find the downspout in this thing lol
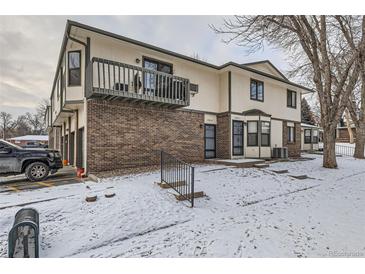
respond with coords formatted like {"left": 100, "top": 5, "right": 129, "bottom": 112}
{"left": 258, "top": 115, "right": 261, "bottom": 159}
{"left": 68, "top": 117, "right": 71, "bottom": 165}
{"left": 65, "top": 34, "right": 90, "bottom": 175}
{"left": 75, "top": 109, "right": 79, "bottom": 168}
{"left": 228, "top": 71, "right": 232, "bottom": 158}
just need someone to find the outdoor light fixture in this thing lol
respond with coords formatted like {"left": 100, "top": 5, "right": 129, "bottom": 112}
{"left": 135, "top": 58, "right": 140, "bottom": 64}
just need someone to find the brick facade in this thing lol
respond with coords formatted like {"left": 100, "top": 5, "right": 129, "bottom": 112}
{"left": 336, "top": 128, "right": 356, "bottom": 143}
{"left": 216, "top": 113, "right": 231, "bottom": 159}
{"left": 282, "top": 121, "right": 301, "bottom": 158}
{"left": 86, "top": 99, "right": 205, "bottom": 173}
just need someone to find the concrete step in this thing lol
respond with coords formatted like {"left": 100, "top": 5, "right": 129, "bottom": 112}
{"left": 157, "top": 181, "right": 186, "bottom": 189}
{"left": 253, "top": 163, "right": 270, "bottom": 168}
{"left": 174, "top": 191, "right": 205, "bottom": 201}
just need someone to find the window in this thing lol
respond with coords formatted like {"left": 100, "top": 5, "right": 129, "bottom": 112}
{"left": 312, "top": 130, "right": 319, "bottom": 143}
{"left": 304, "top": 129, "right": 312, "bottom": 144}
{"left": 261, "top": 121, "right": 270, "bottom": 146}
{"left": 247, "top": 121, "right": 258, "bottom": 146}
{"left": 288, "top": 126, "right": 295, "bottom": 143}
{"left": 204, "top": 124, "right": 216, "bottom": 159}
{"left": 68, "top": 51, "right": 81, "bottom": 86}
{"left": 232, "top": 121, "right": 244, "bottom": 155}
{"left": 287, "top": 90, "right": 297, "bottom": 108}
{"left": 250, "top": 79, "right": 264, "bottom": 101}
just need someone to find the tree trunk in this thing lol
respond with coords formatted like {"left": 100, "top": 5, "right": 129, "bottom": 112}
{"left": 344, "top": 109, "right": 355, "bottom": 143}
{"left": 354, "top": 123, "right": 365, "bottom": 158}
{"left": 322, "top": 126, "right": 338, "bottom": 168}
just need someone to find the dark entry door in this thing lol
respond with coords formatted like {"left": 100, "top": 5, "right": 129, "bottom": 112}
{"left": 232, "top": 120, "right": 244, "bottom": 156}
{"left": 64, "top": 134, "right": 68, "bottom": 162}
{"left": 60, "top": 136, "right": 64, "bottom": 160}
{"left": 77, "top": 127, "right": 84, "bottom": 168}
{"left": 204, "top": 124, "right": 216, "bottom": 159}
{"left": 69, "top": 132, "right": 75, "bottom": 166}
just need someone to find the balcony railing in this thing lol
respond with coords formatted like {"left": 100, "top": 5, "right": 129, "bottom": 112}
{"left": 91, "top": 57, "right": 190, "bottom": 107}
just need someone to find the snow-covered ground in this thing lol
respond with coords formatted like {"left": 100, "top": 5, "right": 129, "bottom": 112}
{"left": 1, "top": 154, "right": 364, "bottom": 258}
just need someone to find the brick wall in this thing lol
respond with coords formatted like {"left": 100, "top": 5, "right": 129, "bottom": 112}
{"left": 336, "top": 128, "right": 356, "bottom": 142}
{"left": 216, "top": 113, "right": 231, "bottom": 159}
{"left": 86, "top": 99, "right": 205, "bottom": 173}
{"left": 282, "top": 121, "right": 301, "bottom": 157}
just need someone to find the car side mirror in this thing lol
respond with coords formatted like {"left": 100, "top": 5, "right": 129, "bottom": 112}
{"left": 0, "top": 147, "right": 12, "bottom": 154}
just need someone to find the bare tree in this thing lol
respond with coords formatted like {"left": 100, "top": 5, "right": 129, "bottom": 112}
{"left": 13, "top": 115, "right": 32, "bottom": 137}
{"left": 26, "top": 112, "right": 44, "bottom": 135}
{"left": 335, "top": 15, "right": 365, "bottom": 158}
{"left": 0, "top": 112, "right": 14, "bottom": 139}
{"left": 36, "top": 99, "right": 50, "bottom": 134}
{"left": 212, "top": 16, "right": 363, "bottom": 168}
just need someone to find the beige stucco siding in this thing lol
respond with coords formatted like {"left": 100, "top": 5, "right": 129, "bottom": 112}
{"left": 271, "top": 119, "right": 283, "bottom": 148}
{"left": 219, "top": 72, "right": 229, "bottom": 112}
{"left": 245, "top": 63, "right": 285, "bottom": 79}
{"left": 88, "top": 33, "right": 221, "bottom": 113}
{"left": 230, "top": 70, "right": 301, "bottom": 121}
{"left": 204, "top": 114, "right": 217, "bottom": 124}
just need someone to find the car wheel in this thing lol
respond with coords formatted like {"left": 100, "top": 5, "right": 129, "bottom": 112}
{"left": 25, "top": 162, "right": 50, "bottom": 182}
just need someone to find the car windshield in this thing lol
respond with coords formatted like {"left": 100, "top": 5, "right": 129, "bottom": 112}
{"left": 0, "top": 139, "right": 22, "bottom": 150}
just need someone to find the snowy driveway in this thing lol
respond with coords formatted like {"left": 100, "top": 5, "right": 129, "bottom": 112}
{"left": 0, "top": 154, "right": 364, "bottom": 257}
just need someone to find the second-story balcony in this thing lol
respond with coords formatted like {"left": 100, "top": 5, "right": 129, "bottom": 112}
{"left": 91, "top": 57, "right": 190, "bottom": 108}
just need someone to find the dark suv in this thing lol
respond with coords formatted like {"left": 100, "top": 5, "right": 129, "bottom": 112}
{"left": 0, "top": 139, "right": 63, "bottom": 181}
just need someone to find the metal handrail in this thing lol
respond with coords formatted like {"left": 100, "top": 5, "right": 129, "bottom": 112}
{"left": 160, "top": 150, "right": 195, "bottom": 207}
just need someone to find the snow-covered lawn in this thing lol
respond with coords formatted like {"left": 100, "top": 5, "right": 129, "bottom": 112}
{"left": 1, "top": 154, "right": 364, "bottom": 258}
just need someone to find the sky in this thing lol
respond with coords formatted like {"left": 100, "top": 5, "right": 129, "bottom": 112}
{"left": 0, "top": 15, "right": 289, "bottom": 118}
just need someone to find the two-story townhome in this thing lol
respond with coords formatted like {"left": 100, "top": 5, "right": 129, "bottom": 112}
{"left": 45, "top": 20, "right": 313, "bottom": 174}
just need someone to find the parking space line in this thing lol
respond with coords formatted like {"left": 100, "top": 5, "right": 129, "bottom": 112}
{"left": 7, "top": 186, "right": 20, "bottom": 192}
{"left": 36, "top": 182, "right": 54, "bottom": 187}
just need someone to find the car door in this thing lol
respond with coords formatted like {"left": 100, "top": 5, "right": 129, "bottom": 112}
{"left": 0, "top": 141, "right": 18, "bottom": 173}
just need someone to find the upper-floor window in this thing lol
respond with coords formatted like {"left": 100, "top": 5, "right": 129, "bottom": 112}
{"left": 143, "top": 57, "right": 173, "bottom": 74}
{"left": 287, "top": 90, "right": 297, "bottom": 108}
{"left": 247, "top": 121, "right": 258, "bottom": 146}
{"left": 250, "top": 79, "right": 264, "bottom": 102}
{"left": 261, "top": 121, "right": 271, "bottom": 146}
{"left": 288, "top": 125, "right": 295, "bottom": 143}
{"left": 68, "top": 51, "right": 81, "bottom": 86}
{"left": 304, "top": 129, "right": 312, "bottom": 144}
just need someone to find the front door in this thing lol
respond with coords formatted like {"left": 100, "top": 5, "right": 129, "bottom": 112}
{"left": 76, "top": 127, "right": 84, "bottom": 168}
{"left": 64, "top": 134, "right": 68, "bottom": 162}
{"left": 204, "top": 124, "right": 216, "bottom": 159}
{"left": 232, "top": 120, "right": 244, "bottom": 156}
{"left": 69, "top": 132, "right": 75, "bottom": 166}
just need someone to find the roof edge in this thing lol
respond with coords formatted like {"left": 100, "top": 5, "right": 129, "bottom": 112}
{"left": 50, "top": 20, "right": 315, "bottom": 96}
